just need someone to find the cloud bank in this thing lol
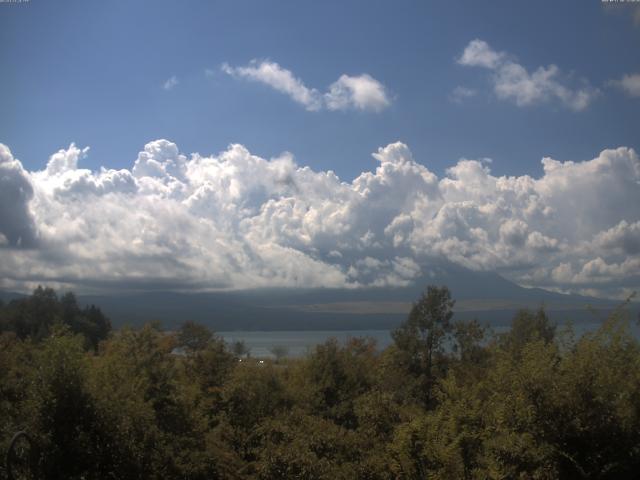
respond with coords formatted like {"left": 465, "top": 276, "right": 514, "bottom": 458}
{"left": 222, "top": 60, "right": 390, "bottom": 112}
{"left": 1, "top": 140, "right": 639, "bottom": 298}
{"left": 458, "top": 39, "right": 598, "bottom": 111}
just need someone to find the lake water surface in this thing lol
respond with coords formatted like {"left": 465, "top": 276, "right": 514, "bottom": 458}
{"left": 219, "top": 319, "right": 640, "bottom": 358}
{"left": 219, "top": 330, "right": 394, "bottom": 358}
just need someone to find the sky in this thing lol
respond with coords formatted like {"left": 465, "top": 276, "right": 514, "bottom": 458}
{"left": 1, "top": 0, "right": 639, "bottom": 298}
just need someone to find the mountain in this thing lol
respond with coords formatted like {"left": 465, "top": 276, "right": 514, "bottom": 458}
{"left": 2, "top": 264, "right": 631, "bottom": 331}
{"left": 73, "top": 264, "right": 628, "bottom": 331}
{"left": 0, "top": 290, "right": 27, "bottom": 303}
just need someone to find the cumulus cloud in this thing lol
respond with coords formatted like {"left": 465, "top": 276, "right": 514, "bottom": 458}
{"left": 458, "top": 39, "right": 504, "bottom": 69}
{"left": 0, "top": 145, "right": 38, "bottom": 247}
{"left": 458, "top": 39, "right": 598, "bottom": 111}
{"left": 222, "top": 60, "right": 390, "bottom": 112}
{"left": 0, "top": 140, "right": 638, "bottom": 298}
{"left": 594, "top": 220, "right": 640, "bottom": 255}
{"left": 325, "top": 74, "right": 390, "bottom": 111}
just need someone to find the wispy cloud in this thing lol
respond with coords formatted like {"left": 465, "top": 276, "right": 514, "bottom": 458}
{"left": 610, "top": 73, "right": 640, "bottom": 98}
{"left": 222, "top": 60, "right": 322, "bottom": 111}
{"left": 163, "top": 75, "right": 179, "bottom": 91}
{"left": 222, "top": 60, "right": 390, "bottom": 112}
{"left": 450, "top": 86, "right": 477, "bottom": 104}
{"left": 458, "top": 39, "right": 598, "bottom": 111}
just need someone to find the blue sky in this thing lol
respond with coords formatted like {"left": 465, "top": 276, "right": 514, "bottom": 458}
{"left": 1, "top": 0, "right": 640, "bottom": 298}
{"left": 2, "top": 0, "right": 638, "bottom": 179}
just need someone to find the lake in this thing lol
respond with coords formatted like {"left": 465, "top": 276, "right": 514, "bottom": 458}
{"left": 219, "top": 319, "right": 640, "bottom": 358}
{"left": 218, "top": 330, "right": 394, "bottom": 358}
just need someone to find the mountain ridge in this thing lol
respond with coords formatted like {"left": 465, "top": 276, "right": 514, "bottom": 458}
{"left": 4, "top": 264, "right": 628, "bottom": 331}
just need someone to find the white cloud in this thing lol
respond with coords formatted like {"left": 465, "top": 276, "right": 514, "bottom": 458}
{"left": 552, "top": 257, "right": 640, "bottom": 287}
{"left": 0, "top": 144, "right": 38, "bottom": 247}
{"left": 0, "top": 140, "right": 638, "bottom": 298}
{"left": 593, "top": 220, "right": 640, "bottom": 255}
{"left": 458, "top": 39, "right": 505, "bottom": 69}
{"left": 611, "top": 73, "right": 640, "bottom": 98}
{"left": 222, "top": 60, "right": 322, "bottom": 111}
{"left": 450, "top": 86, "right": 477, "bottom": 104}
{"left": 45, "top": 143, "right": 90, "bottom": 176}
{"left": 458, "top": 39, "right": 598, "bottom": 111}
{"left": 163, "top": 75, "right": 179, "bottom": 90}
{"left": 222, "top": 60, "right": 390, "bottom": 112}
{"left": 325, "top": 74, "right": 390, "bottom": 111}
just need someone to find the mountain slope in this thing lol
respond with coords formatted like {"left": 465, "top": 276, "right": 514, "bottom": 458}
{"left": 73, "top": 264, "right": 625, "bottom": 331}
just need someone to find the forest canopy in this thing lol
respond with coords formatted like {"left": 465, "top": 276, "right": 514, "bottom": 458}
{"left": 0, "top": 287, "right": 111, "bottom": 349}
{"left": 1, "top": 286, "right": 639, "bottom": 479}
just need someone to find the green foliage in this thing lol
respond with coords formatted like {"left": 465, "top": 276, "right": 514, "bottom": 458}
{"left": 269, "top": 345, "right": 289, "bottom": 362}
{"left": 298, "top": 337, "right": 377, "bottom": 429}
{"left": 392, "top": 285, "right": 455, "bottom": 407}
{"left": 232, "top": 339, "right": 250, "bottom": 358}
{"left": 252, "top": 409, "right": 379, "bottom": 479}
{"left": 1, "top": 286, "right": 639, "bottom": 479}
{"left": 499, "top": 306, "right": 556, "bottom": 355}
{"left": 223, "top": 363, "right": 291, "bottom": 434}
{"left": 0, "top": 287, "right": 111, "bottom": 349}
{"left": 25, "top": 328, "right": 101, "bottom": 479}
{"left": 177, "top": 320, "right": 214, "bottom": 352}
{"left": 185, "top": 333, "right": 237, "bottom": 415}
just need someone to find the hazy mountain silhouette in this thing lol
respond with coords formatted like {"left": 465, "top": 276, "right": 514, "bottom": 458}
{"left": 2, "top": 263, "right": 629, "bottom": 331}
{"left": 60, "top": 263, "right": 625, "bottom": 331}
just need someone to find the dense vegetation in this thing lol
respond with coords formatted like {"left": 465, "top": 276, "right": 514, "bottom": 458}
{"left": 0, "top": 287, "right": 111, "bottom": 350}
{"left": 1, "top": 286, "right": 639, "bottom": 479}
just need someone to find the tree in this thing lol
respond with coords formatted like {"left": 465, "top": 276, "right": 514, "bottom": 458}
{"left": 0, "top": 288, "right": 111, "bottom": 349}
{"left": 81, "top": 304, "right": 112, "bottom": 349}
{"left": 392, "top": 285, "right": 455, "bottom": 407}
{"left": 26, "top": 326, "right": 102, "bottom": 479}
{"left": 9, "top": 286, "right": 60, "bottom": 340}
{"left": 231, "top": 339, "right": 250, "bottom": 358}
{"left": 451, "top": 318, "right": 488, "bottom": 383}
{"left": 298, "top": 337, "right": 377, "bottom": 429}
{"left": 59, "top": 292, "right": 111, "bottom": 350}
{"left": 177, "top": 321, "right": 213, "bottom": 352}
{"left": 270, "top": 345, "right": 289, "bottom": 363}
{"left": 500, "top": 306, "right": 555, "bottom": 356}
{"left": 187, "top": 335, "right": 237, "bottom": 416}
